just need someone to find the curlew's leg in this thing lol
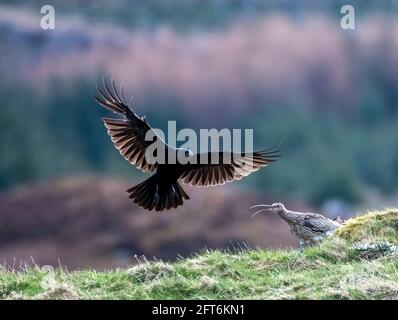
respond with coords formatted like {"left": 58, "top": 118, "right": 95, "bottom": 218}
{"left": 299, "top": 240, "right": 305, "bottom": 252}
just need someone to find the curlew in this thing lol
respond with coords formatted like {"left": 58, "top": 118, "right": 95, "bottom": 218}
{"left": 250, "top": 203, "right": 342, "bottom": 249}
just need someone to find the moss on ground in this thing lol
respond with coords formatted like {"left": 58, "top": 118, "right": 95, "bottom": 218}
{"left": 336, "top": 208, "right": 398, "bottom": 243}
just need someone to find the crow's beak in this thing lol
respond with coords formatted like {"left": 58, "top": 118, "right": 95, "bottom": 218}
{"left": 249, "top": 204, "right": 274, "bottom": 217}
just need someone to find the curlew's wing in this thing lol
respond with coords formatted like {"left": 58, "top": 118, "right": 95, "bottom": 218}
{"left": 95, "top": 79, "right": 169, "bottom": 173}
{"left": 303, "top": 214, "right": 341, "bottom": 233}
{"left": 179, "top": 148, "right": 280, "bottom": 186}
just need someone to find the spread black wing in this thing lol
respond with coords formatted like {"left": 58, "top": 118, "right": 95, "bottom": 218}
{"left": 179, "top": 148, "right": 280, "bottom": 186}
{"left": 94, "top": 79, "right": 168, "bottom": 173}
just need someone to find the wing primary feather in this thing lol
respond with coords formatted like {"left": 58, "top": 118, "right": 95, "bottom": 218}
{"left": 103, "top": 78, "right": 117, "bottom": 102}
{"left": 111, "top": 79, "right": 123, "bottom": 103}
{"left": 120, "top": 81, "right": 127, "bottom": 105}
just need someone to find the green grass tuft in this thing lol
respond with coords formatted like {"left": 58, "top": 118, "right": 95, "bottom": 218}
{"left": 1, "top": 209, "right": 398, "bottom": 300}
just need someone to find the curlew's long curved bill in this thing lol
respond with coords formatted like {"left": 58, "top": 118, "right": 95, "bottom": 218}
{"left": 249, "top": 204, "right": 273, "bottom": 217}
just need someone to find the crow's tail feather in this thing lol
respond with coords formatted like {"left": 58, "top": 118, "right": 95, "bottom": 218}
{"left": 127, "top": 174, "right": 189, "bottom": 211}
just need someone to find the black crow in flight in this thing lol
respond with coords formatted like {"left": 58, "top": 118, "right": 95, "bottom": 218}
{"left": 95, "top": 79, "right": 280, "bottom": 211}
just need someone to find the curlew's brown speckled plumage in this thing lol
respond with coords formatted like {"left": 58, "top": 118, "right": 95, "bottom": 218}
{"left": 251, "top": 203, "right": 342, "bottom": 249}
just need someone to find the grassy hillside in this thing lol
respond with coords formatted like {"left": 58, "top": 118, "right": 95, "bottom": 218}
{"left": 1, "top": 209, "right": 398, "bottom": 300}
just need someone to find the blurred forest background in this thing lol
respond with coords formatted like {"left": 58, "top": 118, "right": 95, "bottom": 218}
{"left": 1, "top": 0, "right": 398, "bottom": 269}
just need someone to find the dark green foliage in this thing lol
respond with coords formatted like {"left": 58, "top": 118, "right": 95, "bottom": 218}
{"left": 1, "top": 1, "right": 398, "bottom": 206}
{"left": 1, "top": 75, "right": 398, "bottom": 206}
